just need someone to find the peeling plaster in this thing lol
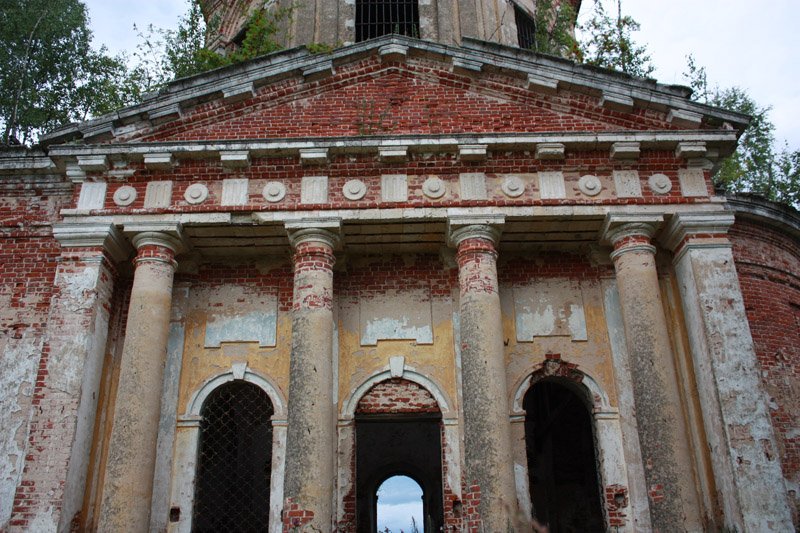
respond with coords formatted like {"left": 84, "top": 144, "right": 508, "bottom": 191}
{"left": 0, "top": 337, "right": 38, "bottom": 528}
{"left": 514, "top": 281, "right": 588, "bottom": 342}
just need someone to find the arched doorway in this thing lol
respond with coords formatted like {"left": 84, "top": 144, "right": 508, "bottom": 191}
{"left": 355, "top": 378, "right": 444, "bottom": 532}
{"left": 525, "top": 379, "right": 604, "bottom": 532}
{"left": 192, "top": 380, "right": 274, "bottom": 532}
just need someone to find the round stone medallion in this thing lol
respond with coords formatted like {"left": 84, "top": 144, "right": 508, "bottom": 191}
{"left": 648, "top": 173, "right": 673, "bottom": 194}
{"left": 183, "top": 183, "right": 209, "bottom": 205}
{"left": 343, "top": 179, "right": 367, "bottom": 200}
{"left": 578, "top": 175, "right": 602, "bottom": 197}
{"left": 422, "top": 177, "right": 446, "bottom": 199}
{"left": 263, "top": 181, "right": 286, "bottom": 203}
{"left": 113, "top": 185, "right": 137, "bottom": 206}
{"left": 501, "top": 176, "right": 526, "bottom": 198}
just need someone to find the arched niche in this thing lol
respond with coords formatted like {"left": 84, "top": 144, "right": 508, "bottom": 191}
{"left": 510, "top": 358, "right": 632, "bottom": 532}
{"left": 168, "top": 366, "right": 287, "bottom": 533}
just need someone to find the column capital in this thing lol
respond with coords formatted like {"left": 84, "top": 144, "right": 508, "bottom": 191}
{"left": 52, "top": 222, "right": 131, "bottom": 262}
{"left": 600, "top": 214, "right": 664, "bottom": 245}
{"left": 124, "top": 221, "right": 186, "bottom": 253}
{"left": 660, "top": 212, "right": 735, "bottom": 260}
{"left": 447, "top": 214, "right": 505, "bottom": 248}
{"left": 286, "top": 217, "right": 342, "bottom": 250}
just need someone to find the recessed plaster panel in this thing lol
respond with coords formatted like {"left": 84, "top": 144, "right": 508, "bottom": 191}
{"left": 177, "top": 262, "right": 292, "bottom": 418}
{"left": 500, "top": 277, "right": 619, "bottom": 411}
{"left": 195, "top": 286, "right": 278, "bottom": 347}
{"left": 514, "top": 281, "right": 588, "bottom": 341}
{"left": 360, "top": 289, "right": 433, "bottom": 345}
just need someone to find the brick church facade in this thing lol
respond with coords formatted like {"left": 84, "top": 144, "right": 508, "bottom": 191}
{"left": 0, "top": 1, "right": 798, "bottom": 531}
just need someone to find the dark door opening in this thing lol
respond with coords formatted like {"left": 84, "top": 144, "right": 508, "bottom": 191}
{"left": 525, "top": 380, "right": 604, "bottom": 532}
{"left": 192, "top": 381, "right": 274, "bottom": 532}
{"left": 356, "top": 415, "right": 443, "bottom": 532}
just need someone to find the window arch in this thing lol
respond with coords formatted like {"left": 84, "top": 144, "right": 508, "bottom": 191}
{"left": 355, "top": 0, "right": 420, "bottom": 42}
{"left": 192, "top": 380, "right": 274, "bottom": 532}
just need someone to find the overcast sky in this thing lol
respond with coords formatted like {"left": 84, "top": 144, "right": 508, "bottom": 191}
{"left": 83, "top": 0, "right": 799, "bottom": 148}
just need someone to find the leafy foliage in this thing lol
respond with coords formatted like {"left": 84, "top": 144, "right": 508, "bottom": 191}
{"left": 579, "top": 0, "right": 654, "bottom": 77}
{"left": 529, "top": 0, "right": 581, "bottom": 59}
{"left": 129, "top": 0, "right": 290, "bottom": 91}
{"left": 0, "top": 0, "right": 136, "bottom": 144}
{"left": 685, "top": 56, "right": 799, "bottom": 208}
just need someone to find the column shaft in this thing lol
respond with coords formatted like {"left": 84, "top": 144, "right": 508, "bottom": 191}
{"left": 454, "top": 228, "right": 518, "bottom": 531}
{"left": 283, "top": 232, "right": 336, "bottom": 532}
{"left": 98, "top": 234, "right": 178, "bottom": 531}
{"left": 604, "top": 219, "right": 685, "bottom": 529}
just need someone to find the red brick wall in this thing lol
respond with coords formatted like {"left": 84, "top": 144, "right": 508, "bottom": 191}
{"left": 125, "top": 56, "right": 686, "bottom": 144}
{"left": 730, "top": 217, "right": 800, "bottom": 524}
{"left": 356, "top": 378, "right": 439, "bottom": 415}
{"left": 0, "top": 175, "right": 69, "bottom": 529}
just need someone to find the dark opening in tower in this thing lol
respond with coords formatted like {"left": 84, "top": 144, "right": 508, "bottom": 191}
{"left": 355, "top": 0, "right": 420, "bottom": 42}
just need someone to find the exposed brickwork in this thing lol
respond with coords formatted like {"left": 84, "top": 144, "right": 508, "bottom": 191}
{"left": 456, "top": 237, "right": 498, "bottom": 295}
{"left": 730, "top": 218, "right": 800, "bottom": 524}
{"left": 9, "top": 250, "right": 116, "bottom": 531}
{"left": 0, "top": 174, "right": 70, "bottom": 529}
{"left": 604, "top": 484, "right": 629, "bottom": 528}
{"left": 134, "top": 243, "right": 176, "bottom": 266}
{"left": 281, "top": 498, "right": 315, "bottom": 531}
{"left": 356, "top": 379, "right": 439, "bottom": 415}
{"left": 195, "top": 261, "right": 294, "bottom": 312}
{"left": 498, "top": 252, "right": 614, "bottom": 284}
{"left": 461, "top": 482, "right": 482, "bottom": 532}
{"left": 335, "top": 254, "right": 456, "bottom": 301}
{"left": 122, "top": 58, "right": 690, "bottom": 144}
{"left": 292, "top": 240, "right": 335, "bottom": 311}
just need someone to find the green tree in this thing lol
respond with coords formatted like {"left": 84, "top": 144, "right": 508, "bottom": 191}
{"left": 529, "top": 0, "right": 581, "bottom": 59}
{"left": 0, "top": 0, "right": 135, "bottom": 145}
{"left": 579, "top": 0, "right": 654, "bottom": 77}
{"left": 685, "top": 56, "right": 800, "bottom": 207}
{"left": 129, "top": 0, "right": 291, "bottom": 91}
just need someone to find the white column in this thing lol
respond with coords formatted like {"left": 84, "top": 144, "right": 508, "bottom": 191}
{"left": 99, "top": 224, "right": 183, "bottom": 532}
{"left": 282, "top": 220, "right": 340, "bottom": 532}
{"left": 448, "top": 215, "right": 518, "bottom": 531}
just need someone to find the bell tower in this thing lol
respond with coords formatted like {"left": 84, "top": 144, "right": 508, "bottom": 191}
{"left": 199, "top": 0, "right": 580, "bottom": 54}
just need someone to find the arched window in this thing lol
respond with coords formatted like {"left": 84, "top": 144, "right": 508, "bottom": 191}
{"left": 192, "top": 381, "right": 274, "bottom": 532}
{"left": 525, "top": 379, "right": 604, "bottom": 531}
{"left": 355, "top": 0, "right": 420, "bottom": 42}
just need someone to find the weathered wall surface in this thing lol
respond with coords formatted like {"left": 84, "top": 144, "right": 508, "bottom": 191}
{"left": 337, "top": 254, "right": 458, "bottom": 412}
{"left": 0, "top": 173, "right": 68, "bottom": 530}
{"left": 730, "top": 216, "right": 800, "bottom": 525}
{"left": 176, "top": 259, "right": 294, "bottom": 418}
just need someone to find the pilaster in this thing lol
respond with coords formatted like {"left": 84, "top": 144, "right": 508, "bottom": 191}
{"left": 661, "top": 212, "right": 794, "bottom": 531}
{"left": 10, "top": 224, "right": 127, "bottom": 532}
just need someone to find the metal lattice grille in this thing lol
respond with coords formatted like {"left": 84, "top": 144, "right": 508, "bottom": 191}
{"left": 515, "top": 4, "right": 536, "bottom": 50}
{"left": 192, "top": 381, "right": 274, "bottom": 533}
{"left": 355, "top": 0, "right": 420, "bottom": 42}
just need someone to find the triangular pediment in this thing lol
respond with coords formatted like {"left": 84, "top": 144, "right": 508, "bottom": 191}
{"left": 41, "top": 35, "right": 748, "bottom": 147}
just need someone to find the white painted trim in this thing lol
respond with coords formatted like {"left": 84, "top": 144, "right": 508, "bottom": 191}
{"left": 184, "top": 367, "right": 287, "bottom": 419}
{"left": 341, "top": 366, "right": 454, "bottom": 419}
